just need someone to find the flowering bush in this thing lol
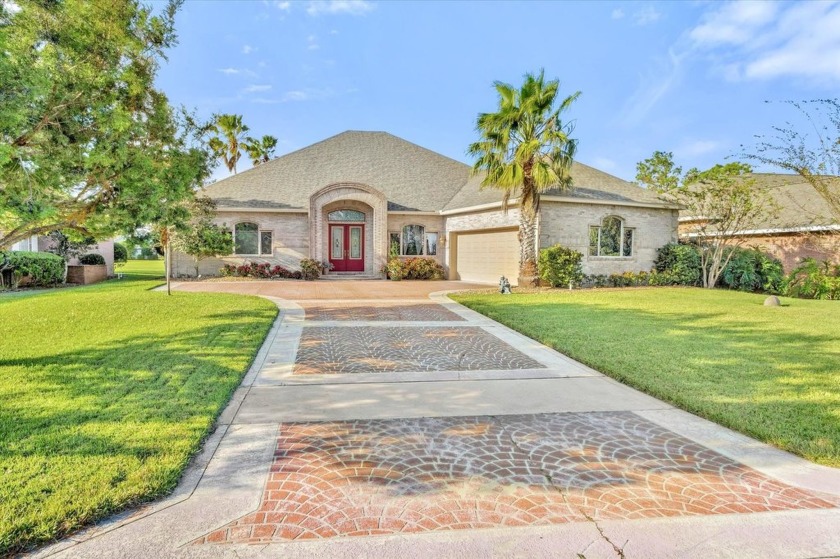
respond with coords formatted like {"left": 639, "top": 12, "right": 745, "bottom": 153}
{"left": 382, "top": 257, "right": 444, "bottom": 280}
{"left": 219, "top": 262, "right": 302, "bottom": 280}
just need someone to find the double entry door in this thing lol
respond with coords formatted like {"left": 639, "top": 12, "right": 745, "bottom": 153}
{"left": 329, "top": 224, "right": 365, "bottom": 272}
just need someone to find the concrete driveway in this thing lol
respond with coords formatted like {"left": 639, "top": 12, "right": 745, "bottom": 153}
{"left": 32, "top": 280, "right": 840, "bottom": 559}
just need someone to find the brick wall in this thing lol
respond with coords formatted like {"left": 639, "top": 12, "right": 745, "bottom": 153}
{"left": 387, "top": 214, "right": 446, "bottom": 268}
{"left": 539, "top": 203, "right": 678, "bottom": 275}
{"left": 172, "top": 211, "right": 310, "bottom": 277}
{"left": 741, "top": 233, "right": 839, "bottom": 271}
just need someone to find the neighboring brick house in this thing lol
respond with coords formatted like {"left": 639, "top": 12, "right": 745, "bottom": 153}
{"left": 176, "top": 131, "right": 679, "bottom": 284}
{"left": 678, "top": 173, "right": 840, "bottom": 271}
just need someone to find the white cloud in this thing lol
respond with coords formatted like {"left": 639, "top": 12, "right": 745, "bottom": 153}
{"left": 243, "top": 84, "right": 272, "bottom": 93}
{"left": 620, "top": 48, "right": 685, "bottom": 126}
{"left": 689, "top": 1, "right": 778, "bottom": 47}
{"left": 633, "top": 5, "right": 662, "bottom": 26}
{"left": 251, "top": 88, "right": 336, "bottom": 104}
{"left": 217, "top": 67, "right": 258, "bottom": 78}
{"left": 307, "top": 34, "right": 320, "bottom": 50}
{"left": 241, "top": 44, "right": 254, "bottom": 54}
{"left": 611, "top": 8, "right": 624, "bottom": 20}
{"left": 307, "top": 0, "right": 373, "bottom": 16}
{"left": 689, "top": 1, "right": 840, "bottom": 84}
{"left": 274, "top": 1, "right": 291, "bottom": 10}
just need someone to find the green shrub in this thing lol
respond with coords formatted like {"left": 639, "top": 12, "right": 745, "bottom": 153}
{"left": 784, "top": 258, "right": 840, "bottom": 300}
{"left": 721, "top": 247, "right": 784, "bottom": 293}
{"left": 113, "top": 243, "right": 128, "bottom": 265}
{"left": 299, "top": 258, "right": 323, "bottom": 281}
{"left": 3, "top": 251, "right": 65, "bottom": 287}
{"left": 403, "top": 257, "right": 444, "bottom": 280}
{"left": 383, "top": 258, "right": 407, "bottom": 280}
{"left": 538, "top": 245, "right": 584, "bottom": 287}
{"left": 653, "top": 243, "right": 702, "bottom": 286}
{"left": 79, "top": 253, "right": 106, "bottom": 265}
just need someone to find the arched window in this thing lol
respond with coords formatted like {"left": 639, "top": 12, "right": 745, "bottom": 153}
{"left": 234, "top": 222, "right": 259, "bottom": 255}
{"left": 589, "top": 216, "right": 634, "bottom": 257}
{"left": 388, "top": 225, "right": 438, "bottom": 256}
{"left": 328, "top": 209, "right": 365, "bottom": 222}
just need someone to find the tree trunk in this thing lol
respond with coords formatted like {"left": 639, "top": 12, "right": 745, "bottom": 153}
{"left": 518, "top": 204, "right": 539, "bottom": 287}
{"left": 163, "top": 227, "right": 172, "bottom": 296}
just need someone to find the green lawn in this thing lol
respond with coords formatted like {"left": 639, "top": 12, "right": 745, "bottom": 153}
{"left": 0, "top": 272, "right": 277, "bottom": 555}
{"left": 452, "top": 288, "right": 840, "bottom": 467}
{"left": 118, "top": 258, "right": 165, "bottom": 278}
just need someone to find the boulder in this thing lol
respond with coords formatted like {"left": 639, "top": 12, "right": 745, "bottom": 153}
{"left": 763, "top": 295, "right": 781, "bottom": 307}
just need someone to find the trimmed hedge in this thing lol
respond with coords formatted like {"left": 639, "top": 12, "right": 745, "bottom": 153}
{"left": 219, "top": 262, "right": 303, "bottom": 280}
{"left": 113, "top": 243, "right": 128, "bottom": 265}
{"left": 382, "top": 257, "right": 445, "bottom": 280}
{"left": 79, "top": 253, "right": 106, "bottom": 265}
{"left": 2, "top": 251, "right": 65, "bottom": 287}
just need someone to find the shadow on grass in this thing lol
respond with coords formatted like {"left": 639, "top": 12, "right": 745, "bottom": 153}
{"left": 457, "top": 294, "right": 840, "bottom": 466}
{"left": 0, "top": 302, "right": 276, "bottom": 555}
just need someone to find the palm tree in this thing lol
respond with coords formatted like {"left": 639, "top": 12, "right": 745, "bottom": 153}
{"left": 468, "top": 70, "right": 580, "bottom": 285}
{"left": 208, "top": 114, "right": 249, "bottom": 174}
{"left": 244, "top": 135, "right": 278, "bottom": 166}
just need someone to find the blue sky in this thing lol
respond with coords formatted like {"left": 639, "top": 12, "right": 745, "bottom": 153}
{"left": 156, "top": 0, "right": 840, "bottom": 183}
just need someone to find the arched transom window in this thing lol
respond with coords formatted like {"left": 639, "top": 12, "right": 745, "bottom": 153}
{"left": 328, "top": 209, "right": 366, "bottom": 222}
{"left": 589, "top": 216, "right": 633, "bottom": 257}
{"left": 234, "top": 222, "right": 273, "bottom": 255}
{"left": 389, "top": 225, "right": 438, "bottom": 256}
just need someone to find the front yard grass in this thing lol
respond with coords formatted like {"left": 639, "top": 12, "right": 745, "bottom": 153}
{"left": 0, "top": 274, "right": 277, "bottom": 555}
{"left": 452, "top": 288, "right": 840, "bottom": 467}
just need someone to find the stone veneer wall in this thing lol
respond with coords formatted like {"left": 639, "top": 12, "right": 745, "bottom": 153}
{"left": 172, "top": 211, "right": 310, "bottom": 277}
{"left": 539, "top": 202, "right": 678, "bottom": 275}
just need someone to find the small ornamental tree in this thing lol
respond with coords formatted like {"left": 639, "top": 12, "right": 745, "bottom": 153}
{"left": 746, "top": 99, "right": 840, "bottom": 224}
{"left": 171, "top": 199, "right": 233, "bottom": 277}
{"left": 636, "top": 152, "right": 778, "bottom": 289}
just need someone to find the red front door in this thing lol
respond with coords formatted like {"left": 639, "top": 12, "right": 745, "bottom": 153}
{"left": 328, "top": 224, "right": 365, "bottom": 272}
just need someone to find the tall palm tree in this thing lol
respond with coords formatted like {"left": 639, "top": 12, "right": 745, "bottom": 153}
{"left": 244, "top": 135, "right": 278, "bottom": 166}
{"left": 208, "top": 114, "right": 249, "bottom": 174}
{"left": 468, "top": 70, "right": 580, "bottom": 284}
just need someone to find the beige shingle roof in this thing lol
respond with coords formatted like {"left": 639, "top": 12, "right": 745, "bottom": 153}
{"left": 202, "top": 130, "right": 672, "bottom": 212}
{"left": 679, "top": 173, "right": 838, "bottom": 231}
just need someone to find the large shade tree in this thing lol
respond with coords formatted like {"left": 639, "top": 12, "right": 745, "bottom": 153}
{"left": 0, "top": 0, "right": 211, "bottom": 250}
{"left": 468, "top": 70, "right": 580, "bottom": 285}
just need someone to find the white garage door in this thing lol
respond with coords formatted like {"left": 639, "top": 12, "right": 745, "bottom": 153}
{"left": 454, "top": 229, "right": 520, "bottom": 286}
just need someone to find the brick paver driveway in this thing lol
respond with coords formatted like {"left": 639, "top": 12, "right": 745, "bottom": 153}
{"left": 175, "top": 280, "right": 840, "bottom": 551}
{"left": 39, "top": 279, "right": 840, "bottom": 558}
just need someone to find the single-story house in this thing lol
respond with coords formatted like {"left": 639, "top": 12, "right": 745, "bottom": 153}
{"left": 679, "top": 173, "right": 840, "bottom": 271}
{"left": 7, "top": 235, "right": 116, "bottom": 275}
{"left": 177, "top": 131, "right": 680, "bottom": 284}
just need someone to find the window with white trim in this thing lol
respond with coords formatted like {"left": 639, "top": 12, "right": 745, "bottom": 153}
{"left": 589, "top": 216, "right": 634, "bottom": 257}
{"left": 234, "top": 222, "right": 273, "bottom": 255}
{"left": 389, "top": 225, "right": 438, "bottom": 256}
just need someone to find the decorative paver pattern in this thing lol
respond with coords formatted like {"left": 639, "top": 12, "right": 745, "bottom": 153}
{"left": 194, "top": 412, "right": 839, "bottom": 544}
{"left": 302, "top": 303, "right": 465, "bottom": 322}
{"left": 294, "top": 327, "right": 544, "bottom": 374}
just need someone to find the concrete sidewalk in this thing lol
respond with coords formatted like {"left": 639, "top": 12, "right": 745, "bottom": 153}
{"left": 29, "top": 281, "right": 840, "bottom": 559}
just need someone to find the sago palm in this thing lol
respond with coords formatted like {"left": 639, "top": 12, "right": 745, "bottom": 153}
{"left": 209, "top": 114, "right": 249, "bottom": 174}
{"left": 468, "top": 70, "right": 580, "bottom": 283}
{"left": 244, "top": 135, "right": 278, "bottom": 166}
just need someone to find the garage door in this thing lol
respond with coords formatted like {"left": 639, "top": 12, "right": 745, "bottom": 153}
{"left": 454, "top": 228, "right": 520, "bottom": 286}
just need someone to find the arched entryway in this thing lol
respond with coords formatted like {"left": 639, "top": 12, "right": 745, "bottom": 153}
{"left": 309, "top": 183, "right": 388, "bottom": 276}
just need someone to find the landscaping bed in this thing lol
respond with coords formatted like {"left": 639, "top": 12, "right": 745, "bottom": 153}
{"left": 0, "top": 264, "right": 277, "bottom": 554}
{"left": 452, "top": 287, "right": 840, "bottom": 467}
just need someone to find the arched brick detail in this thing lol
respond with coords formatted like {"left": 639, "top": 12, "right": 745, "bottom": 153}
{"left": 310, "top": 183, "right": 388, "bottom": 276}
